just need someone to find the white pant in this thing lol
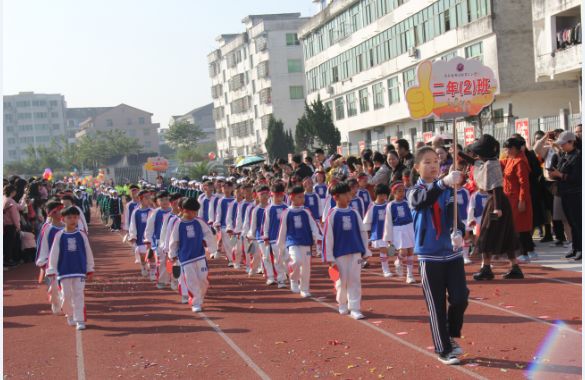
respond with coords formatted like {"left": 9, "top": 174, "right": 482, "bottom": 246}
{"left": 182, "top": 259, "right": 209, "bottom": 307}
{"left": 248, "top": 241, "right": 262, "bottom": 272}
{"left": 134, "top": 245, "right": 147, "bottom": 264}
{"left": 221, "top": 228, "right": 235, "bottom": 263}
{"left": 233, "top": 236, "right": 245, "bottom": 267}
{"left": 289, "top": 245, "right": 312, "bottom": 293}
{"left": 157, "top": 247, "right": 170, "bottom": 285}
{"left": 262, "top": 243, "right": 287, "bottom": 282}
{"left": 176, "top": 272, "right": 189, "bottom": 297}
{"left": 48, "top": 277, "right": 61, "bottom": 311}
{"left": 334, "top": 253, "right": 362, "bottom": 312}
{"left": 60, "top": 277, "right": 86, "bottom": 323}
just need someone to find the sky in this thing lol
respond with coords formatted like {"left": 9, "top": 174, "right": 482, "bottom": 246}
{"left": 3, "top": 0, "right": 316, "bottom": 128}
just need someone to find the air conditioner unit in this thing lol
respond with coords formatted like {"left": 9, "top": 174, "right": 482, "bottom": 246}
{"left": 408, "top": 47, "right": 418, "bottom": 58}
{"left": 327, "top": 86, "right": 334, "bottom": 95}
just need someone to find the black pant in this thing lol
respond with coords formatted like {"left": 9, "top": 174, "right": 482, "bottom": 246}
{"left": 111, "top": 214, "right": 121, "bottom": 230}
{"left": 3, "top": 225, "right": 19, "bottom": 264}
{"left": 85, "top": 211, "right": 91, "bottom": 224}
{"left": 553, "top": 220, "right": 565, "bottom": 242}
{"left": 518, "top": 232, "right": 535, "bottom": 255}
{"left": 561, "top": 193, "right": 582, "bottom": 252}
{"left": 419, "top": 257, "right": 469, "bottom": 355}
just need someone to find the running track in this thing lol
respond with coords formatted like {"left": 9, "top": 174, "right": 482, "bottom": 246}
{"left": 4, "top": 216, "right": 582, "bottom": 379}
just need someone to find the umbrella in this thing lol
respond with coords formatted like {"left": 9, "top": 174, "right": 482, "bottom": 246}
{"left": 235, "top": 155, "right": 265, "bottom": 168}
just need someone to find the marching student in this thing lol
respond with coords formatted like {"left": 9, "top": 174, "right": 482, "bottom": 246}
{"left": 122, "top": 185, "right": 140, "bottom": 232}
{"left": 363, "top": 184, "right": 391, "bottom": 278}
{"left": 127, "top": 190, "right": 153, "bottom": 278}
{"left": 108, "top": 190, "right": 123, "bottom": 232}
{"left": 455, "top": 185, "right": 472, "bottom": 265}
{"left": 213, "top": 181, "right": 236, "bottom": 266}
{"left": 313, "top": 170, "right": 328, "bottom": 203}
{"left": 46, "top": 206, "right": 95, "bottom": 330}
{"left": 225, "top": 184, "right": 245, "bottom": 269}
{"left": 357, "top": 173, "right": 372, "bottom": 210}
{"left": 35, "top": 200, "right": 65, "bottom": 314}
{"left": 321, "top": 177, "right": 340, "bottom": 223}
{"left": 303, "top": 176, "right": 322, "bottom": 221}
{"left": 277, "top": 186, "right": 321, "bottom": 297}
{"left": 197, "top": 180, "right": 219, "bottom": 259}
{"left": 169, "top": 197, "right": 217, "bottom": 313}
{"left": 262, "top": 183, "right": 290, "bottom": 288}
{"left": 467, "top": 188, "right": 489, "bottom": 257}
{"left": 384, "top": 182, "right": 416, "bottom": 284}
{"left": 233, "top": 183, "right": 255, "bottom": 272}
{"left": 144, "top": 191, "right": 173, "bottom": 289}
{"left": 159, "top": 193, "right": 185, "bottom": 293}
{"left": 61, "top": 194, "right": 88, "bottom": 234}
{"left": 347, "top": 178, "right": 365, "bottom": 219}
{"left": 408, "top": 146, "right": 468, "bottom": 365}
{"left": 322, "top": 182, "right": 371, "bottom": 320}
{"left": 246, "top": 186, "right": 270, "bottom": 281}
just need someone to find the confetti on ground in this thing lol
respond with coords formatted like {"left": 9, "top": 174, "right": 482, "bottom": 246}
{"left": 347, "top": 364, "right": 359, "bottom": 369}
{"left": 504, "top": 305, "right": 515, "bottom": 309}
{"left": 396, "top": 332, "right": 408, "bottom": 335}
{"left": 328, "top": 340, "right": 341, "bottom": 346}
{"left": 500, "top": 368, "right": 508, "bottom": 372}
{"left": 275, "top": 341, "right": 286, "bottom": 345}
{"left": 515, "top": 363, "right": 525, "bottom": 369}
{"left": 371, "top": 321, "right": 383, "bottom": 325}
{"left": 465, "top": 363, "right": 479, "bottom": 367}
{"left": 538, "top": 315, "right": 550, "bottom": 319}
{"left": 426, "top": 346, "right": 434, "bottom": 350}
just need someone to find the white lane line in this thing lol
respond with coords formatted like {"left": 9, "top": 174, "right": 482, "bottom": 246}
{"left": 362, "top": 268, "right": 582, "bottom": 335}
{"left": 200, "top": 312, "right": 271, "bottom": 380}
{"left": 525, "top": 273, "right": 581, "bottom": 287}
{"left": 76, "top": 330, "right": 86, "bottom": 380}
{"left": 310, "top": 297, "right": 488, "bottom": 380}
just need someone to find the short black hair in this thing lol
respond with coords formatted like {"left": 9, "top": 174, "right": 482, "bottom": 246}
{"left": 137, "top": 190, "right": 149, "bottom": 198}
{"left": 385, "top": 144, "right": 396, "bottom": 152}
{"left": 271, "top": 183, "right": 285, "bottom": 193}
{"left": 129, "top": 184, "right": 140, "bottom": 190}
{"left": 242, "top": 183, "right": 253, "bottom": 190}
{"left": 156, "top": 190, "right": 170, "bottom": 200}
{"left": 256, "top": 185, "right": 270, "bottom": 193}
{"left": 292, "top": 154, "right": 302, "bottom": 164}
{"left": 289, "top": 185, "right": 304, "bottom": 195}
{"left": 169, "top": 193, "right": 183, "bottom": 202}
{"left": 45, "top": 200, "right": 63, "bottom": 214}
{"left": 61, "top": 205, "right": 80, "bottom": 216}
{"left": 330, "top": 182, "right": 351, "bottom": 196}
{"left": 504, "top": 137, "right": 524, "bottom": 150}
{"left": 347, "top": 178, "right": 358, "bottom": 187}
{"left": 305, "top": 156, "right": 313, "bottom": 163}
{"left": 374, "top": 183, "right": 390, "bottom": 196}
{"left": 314, "top": 148, "right": 324, "bottom": 155}
{"left": 372, "top": 152, "right": 385, "bottom": 164}
{"left": 181, "top": 197, "right": 200, "bottom": 211}
{"left": 415, "top": 146, "right": 438, "bottom": 163}
{"left": 396, "top": 139, "right": 410, "bottom": 151}
{"left": 61, "top": 195, "right": 75, "bottom": 202}
{"left": 223, "top": 181, "right": 234, "bottom": 187}
{"left": 3, "top": 184, "right": 16, "bottom": 197}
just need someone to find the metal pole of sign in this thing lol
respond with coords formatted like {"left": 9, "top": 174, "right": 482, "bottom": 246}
{"left": 452, "top": 118, "right": 458, "bottom": 227}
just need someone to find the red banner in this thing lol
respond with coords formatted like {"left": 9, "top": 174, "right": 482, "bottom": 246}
{"left": 515, "top": 118, "right": 530, "bottom": 147}
{"left": 358, "top": 141, "right": 366, "bottom": 154}
{"left": 422, "top": 132, "right": 433, "bottom": 143}
{"left": 464, "top": 127, "right": 476, "bottom": 146}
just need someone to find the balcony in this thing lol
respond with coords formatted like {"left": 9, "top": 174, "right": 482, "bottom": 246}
{"left": 535, "top": 43, "right": 582, "bottom": 81}
{"left": 257, "top": 61, "right": 269, "bottom": 79}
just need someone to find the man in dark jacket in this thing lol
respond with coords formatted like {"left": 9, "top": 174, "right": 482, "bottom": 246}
{"left": 291, "top": 154, "right": 313, "bottom": 180}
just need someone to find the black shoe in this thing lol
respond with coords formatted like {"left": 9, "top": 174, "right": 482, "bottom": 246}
{"left": 503, "top": 265, "right": 524, "bottom": 279}
{"left": 540, "top": 236, "right": 553, "bottom": 243}
{"left": 473, "top": 265, "right": 495, "bottom": 281}
{"left": 553, "top": 240, "right": 565, "bottom": 247}
{"left": 4, "top": 261, "right": 17, "bottom": 268}
{"left": 565, "top": 251, "right": 576, "bottom": 259}
{"left": 574, "top": 252, "right": 582, "bottom": 261}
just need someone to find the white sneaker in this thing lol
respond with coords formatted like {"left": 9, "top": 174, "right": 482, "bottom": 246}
{"left": 528, "top": 251, "right": 538, "bottom": 259}
{"left": 338, "top": 305, "right": 349, "bottom": 315}
{"left": 140, "top": 267, "right": 148, "bottom": 277}
{"left": 438, "top": 352, "right": 460, "bottom": 365}
{"left": 149, "top": 272, "right": 156, "bottom": 281}
{"left": 517, "top": 255, "right": 530, "bottom": 263}
{"left": 170, "top": 281, "right": 178, "bottom": 291}
{"left": 277, "top": 281, "right": 287, "bottom": 289}
{"left": 266, "top": 279, "right": 275, "bottom": 286}
{"left": 256, "top": 268, "right": 264, "bottom": 274}
{"left": 463, "top": 258, "right": 472, "bottom": 265}
{"left": 383, "top": 271, "right": 393, "bottom": 278}
{"left": 51, "top": 303, "right": 61, "bottom": 315}
{"left": 192, "top": 305, "right": 202, "bottom": 313}
{"left": 247, "top": 269, "right": 254, "bottom": 277}
{"left": 211, "top": 253, "right": 220, "bottom": 259}
{"left": 181, "top": 295, "right": 189, "bottom": 304}
{"left": 395, "top": 260, "right": 403, "bottom": 277}
{"left": 234, "top": 264, "right": 241, "bottom": 269}
{"left": 406, "top": 274, "right": 416, "bottom": 284}
{"left": 66, "top": 316, "right": 76, "bottom": 326}
{"left": 156, "top": 283, "right": 166, "bottom": 290}
{"left": 290, "top": 282, "right": 300, "bottom": 293}
{"left": 300, "top": 291, "right": 312, "bottom": 298}
{"left": 76, "top": 322, "right": 86, "bottom": 331}
{"left": 350, "top": 310, "right": 365, "bottom": 320}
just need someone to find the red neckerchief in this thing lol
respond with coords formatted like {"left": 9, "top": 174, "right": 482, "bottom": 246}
{"left": 431, "top": 200, "right": 442, "bottom": 240}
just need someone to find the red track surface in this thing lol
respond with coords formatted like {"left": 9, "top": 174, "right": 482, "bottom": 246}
{"left": 4, "top": 215, "right": 582, "bottom": 379}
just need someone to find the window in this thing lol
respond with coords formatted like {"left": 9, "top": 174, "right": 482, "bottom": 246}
{"left": 465, "top": 42, "right": 483, "bottom": 62}
{"left": 493, "top": 108, "right": 504, "bottom": 123}
{"left": 34, "top": 112, "right": 47, "bottom": 118}
{"left": 139, "top": 117, "right": 145, "bottom": 125}
{"left": 346, "top": 92, "right": 357, "bottom": 117}
{"left": 286, "top": 33, "right": 300, "bottom": 46}
{"left": 289, "top": 86, "right": 304, "bottom": 100}
{"left": 106, "top": 119, "right": 113, "bottom": 127}
{"left": 387, "top": 77, "right": 400, "bottom": 105}
{"left": 49, "top": 100, "right": 58, "bottom": 107}
{"left": 359, "top": 88, "right": 369, "bottom": 113}
{"left": 7, "top": 138, "right": 15, "bottom": 144}
{"left": 441, "top": 51, "right": 457, "bottom": 61}
{"left": 373, "top": 82, "right": 384, "bottom": 110}
{"left": 332, "top": 66, "right": 339, "bottom": 83}
{"left": 143, "top": 129, "right": 151, "bottom": 136}
{"left": 403, "top": 68, "right": 416, "bottom": 93}
{"left": 52, "top": 124, "right": 60, "bottom": 130}
{"left": 18, "top": 113, "right": 32, "bottom": 120}
{"left": 50, "top": 112, "right": 59, "bottom": 118}
{"left": 8, "top": 151, "right": 16, "bottom": 158}
{"left": 15, "top": 101, "right": 30, "bottom": 107}
{"left": 324, "top": 101, "right": 333, "bottom": 113}
{"left": 145, "top": 141, "right": 152, "bottom": 148}
{"left": 335, "top": 97, "right": 345, "bottom": 120}
{"left": 127, "top": 118, "right": 133, "bottom": 125}
{"left": 32, "top": 100, "right": 47, "bottom": 106}
{"left": 287, "top": 59, "right": 303, "bottom": 73}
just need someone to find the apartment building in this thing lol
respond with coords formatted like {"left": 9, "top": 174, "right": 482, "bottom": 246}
{"left": 300, "top": 0, "right": 580, "bottom": 153}
{"left": 208, "top": 13, "right": 309, "bottom": 158}
{"left": 171, "top": 103, "right": 216, "bottom": 146}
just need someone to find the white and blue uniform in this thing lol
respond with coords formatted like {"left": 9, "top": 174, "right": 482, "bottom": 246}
{"left": 214, "top": 196, "right": 236, "bottom": 263}
{"left": 197, "top": 194, "right": 213, "bottom": 224}
{"left": 46, "top": 230, "right": 95, "bottom": 324}
{"left": 321, "top": 195, "right": 337, "bottom": 223}
{"left": 242, "top": 203, "right": 262, "bottom": 274}
{"left": 35, "top": 223, "right": 63, "bottom": 313}
{"left": 128, "top": 207, "right": 152, "bottom": 264}
{"left": 262, "top": 203, "right": 289, "bottom": 283}
{"left": 276, "top": 206, "right": 321, "bottom": 294}
{"left": 162, "top": 213, "right": 188, "bottom": 297}
{"left": 304, "top": 192, "right": 322, "bottom": 220}
{"left": 363, "top": 202, "right": 388, "bottom": 249}
{"left": 350, "top": 197, "right": 365, "bottom": 219}
{"left": 467, "top": 191, "right": 489, "bottom": 232}
{"left": 456, "top": 188, "right": 471, "bottom": 232}
{"left": 357, "top": 188, "right": 372, "bottom": 211}
{"left": 169, "top": 217, "right": 217, "bottom": 309}
{"left": 314, "top": 184, "right": 327, "bottom": 200}
{"left": 323, "top": 207, "right": 371, "bottom": 312}
{"left": 144, "top": 207, "right": 172, "bottom": 284}
{"left": 123, "top": 199, "right": 138, "bottom": 231}
{"left": 383, "top": 200, "right": 415, "bottom": 249}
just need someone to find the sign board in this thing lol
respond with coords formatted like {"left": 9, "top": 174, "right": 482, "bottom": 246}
{"left": 422, "top": 132, "right": 434, "bottom": 143}
{"left": 337, "top": 146, "right": 343, "bottom": 155}
{"left": 406, "top": 57, "right": 497, "bottom": 120}
{"left": 464, "top": 127, "right": 476, "bottom": 146}
{"left": 358, "top": 140, "right": 366, "bottom": 153}
{"left": 515, "top": 118, "right": 530, "bottom": 147}
{"left": 143, "top": 156, "right": 169, "bottom": 172}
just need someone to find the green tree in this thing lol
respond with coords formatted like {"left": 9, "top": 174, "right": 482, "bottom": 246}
{"left": 77, "top": 130, "right": 143, "bottom": 169}
{"left": 294, "top": 112, "right": 314, "bottom": 152}
{"left": 165, "top": 121, "right": 207, "bottom": 150}
{"left": 305, "top": 96, "right": 340, "bottom": 154}
{"left": 265, "top": 116, "right": 294, "bottom": 160}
